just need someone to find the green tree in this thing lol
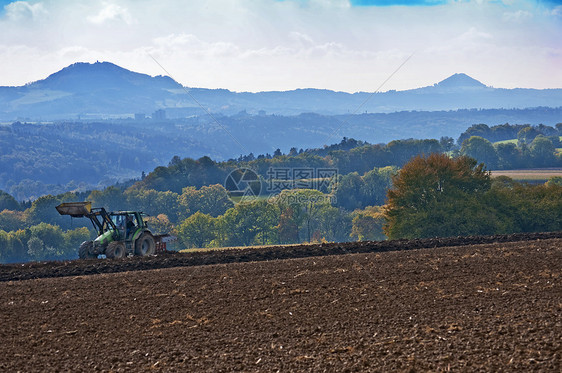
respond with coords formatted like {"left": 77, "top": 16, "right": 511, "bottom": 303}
{"left": 497, "top": 183, "right": 562, "bottom": 233}
{"left": 25, "top": 195, "right": 62, "bottom": 226}
{"left": 27, "top": 236, "right": 44, "bottom": 261}
{"left": 0, "top": 190, "right": 20, "bottom": 211}
{"left": 334, "top": 172, "right": 364, "bottom": 210}
{"left": 125, "top": 189, "right": 179, "bottom": 220}
{"left": 0, "top": 230, "right": 8, "bottom": 262}
{"left": 314, "top": 205, "right": 352, "bottom": 242}
{"left": 63, "top": 227, "right": 91, "bottom": 258}
{"left": 6, "top": 230, "right": 26, "bottom": 263}
{"left": 87, "top": 186, "right": 126, "bottom": 211}
{"left": 439, "top": 136, "right": 455, "bottom": 152}
{"left": 494, "top": 142, "right": 520, "bottom": 169}
{"left": 0, "top": 210, "right": 27, "bottom": 232}
{"left": 361, "top": 166, "right": 396, "bottom": 206}
{"left": 178, "top": 184, "right": 234, "bottom": 221}
{"left": 177, "top": 212, "right": 216, "bottom": 249}
{"left": 252, "top": 200, "right": 280, "bottom": 245}
{"left": 216, "top": 202, "right": 277, "bottom": 247}
{"left": 517, "top": 126, "right": 540, "bottom": 144}
{"left": 547, "top": 176, "right": 562, "bottom": 187}
{"left": 530, "top": 136, "right": 556, "bottom": 167}
{"left": 460, "top": 136, "right": 498, "bottom": 169}
{"left": 29, "top": 223, "right": 65, "bottom": 251}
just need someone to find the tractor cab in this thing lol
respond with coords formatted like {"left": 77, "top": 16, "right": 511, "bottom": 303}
{"left": 110, "top": 212, "right": 145, "bottom": 240}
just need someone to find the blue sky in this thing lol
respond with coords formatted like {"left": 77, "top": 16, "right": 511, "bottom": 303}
{"left": 350, "top": 0, "right": 448, "bottom": 5}
{"left": 0, "top": 0, "right": 561, "bottom": 91}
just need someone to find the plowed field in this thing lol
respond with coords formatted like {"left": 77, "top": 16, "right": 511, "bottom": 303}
{"left": 1, "top": 236, "right": 561, "bottom": 371}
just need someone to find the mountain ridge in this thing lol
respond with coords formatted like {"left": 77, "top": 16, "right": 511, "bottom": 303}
{"left": 1, "top": 61, "right": 561, "bottom": 120}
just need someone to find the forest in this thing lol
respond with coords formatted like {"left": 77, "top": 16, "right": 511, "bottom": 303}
{"left": 1, "top": 109, "right": 561, "bottom": 201}
{"left": 1, "top": 119, "right": 562, "bottom": 263}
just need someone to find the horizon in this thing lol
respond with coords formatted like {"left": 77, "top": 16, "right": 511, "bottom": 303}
{"left": 0, "top": 1, "right": 561, "bottom": 92}
{"left": 0, "top": 60, "right": 537, "bottom": 94}
{"left": 0, "top": 61, "right": 494, "bottom": 94}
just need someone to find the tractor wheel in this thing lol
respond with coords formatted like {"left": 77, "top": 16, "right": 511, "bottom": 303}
{"left": 135, "top": 233, "right": 156, "bottom": 256}
{"left": 78, "top": 241, "right": 96, "bottom": 259}
{"left": 106, "top": 241, "right": 126, "bottom": 259}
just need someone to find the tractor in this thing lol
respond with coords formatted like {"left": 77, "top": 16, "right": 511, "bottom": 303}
{"left": 56, "top": 201, "right": 166, "bottom": 259}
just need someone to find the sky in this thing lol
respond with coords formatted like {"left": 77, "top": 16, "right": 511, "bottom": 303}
{"left": 0, "top": 0, "right": 560, "bottom": 92}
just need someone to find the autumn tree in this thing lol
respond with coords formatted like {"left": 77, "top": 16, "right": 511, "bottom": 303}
{"left": 145, "top": 214, "right": 174, "bottom": 235}
{"left": 350, "top": 206, "right": 386, "bottom": 241}
{"left": 384, "top": 153, "right": 493, "bottom": 239}
{"left": 277, "top": 207, "right": 299, "bottom": 244}
{"left": 271, "top": 189, "right": 332, "bottom": 242}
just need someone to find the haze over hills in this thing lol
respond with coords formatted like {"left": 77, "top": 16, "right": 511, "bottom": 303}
{"left": 1, "top": 61, "right": 561, "bottom": 121}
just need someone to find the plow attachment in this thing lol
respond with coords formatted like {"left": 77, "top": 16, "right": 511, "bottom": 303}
{"left": 56, "top": 202, "right": 92, "bottom": 217}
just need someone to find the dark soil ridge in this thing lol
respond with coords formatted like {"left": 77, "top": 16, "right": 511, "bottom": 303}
{"left": 2, "top": 231, "right": 561, "bottom": 282}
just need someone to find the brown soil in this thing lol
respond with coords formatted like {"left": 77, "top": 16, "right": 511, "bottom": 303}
{"left": 1, "top": 236, "right": 560, "bottom": 371}
{"left": 2, "top": 231, "right": 562, "bottom": 282}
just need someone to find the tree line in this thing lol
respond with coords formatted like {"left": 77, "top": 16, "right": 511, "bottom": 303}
{"left": 457, "top": 123, "right": 562, "bottom": 169}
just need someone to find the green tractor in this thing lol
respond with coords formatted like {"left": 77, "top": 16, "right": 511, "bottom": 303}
{"left": 56, "top": 202, "right": 162, "bottom": 259}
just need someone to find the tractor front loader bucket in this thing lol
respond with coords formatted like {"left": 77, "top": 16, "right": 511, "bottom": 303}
{"left": 56, "top": 202, "right": 92, "bottom": 217}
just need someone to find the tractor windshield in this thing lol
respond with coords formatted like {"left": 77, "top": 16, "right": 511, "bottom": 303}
{"left": 110, "top": 213, "right": 139, "bottom": 238}
{"left": 111, "top": 214, "right": 126, "bottom": 229}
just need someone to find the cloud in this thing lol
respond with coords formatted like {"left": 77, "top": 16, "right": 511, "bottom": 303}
{"left": 458, "top": 27, "right": 493, "bottom": 42}
{"left": 502, "top": 9, "right": 532, "bottom": 22}
{"left": 87, "top": 2, "right": 134, "bottom": 25}
{"left": 551, "top": 5, "right": 562, "bottom": 16}
{"left": 289, "top": 31, "right": 314, "bottom": 46}
{"left": 4, "top": 1, "right": 46, "bottom": 21}
{"left": 0, "top": 0, "right": 560, "bottom": 91}
{"left": 151, "top": 33, "right": 241, "bottom": 58}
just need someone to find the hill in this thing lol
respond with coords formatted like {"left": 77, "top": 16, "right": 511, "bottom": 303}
{"left": 1, "top": 62, "right": 562, "bottom": 120}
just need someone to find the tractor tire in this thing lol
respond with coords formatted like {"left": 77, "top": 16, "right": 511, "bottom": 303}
{"left": 78, "top": 241, "right": 96, "bottom": 259}
{"left": 135, "top": 233, "right": 156, "bottom": 256}
{"left": 105, "top": 241, "right": 126, "bottom": 259}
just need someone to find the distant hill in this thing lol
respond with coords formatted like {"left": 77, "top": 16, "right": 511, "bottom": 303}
{"left": 1, "top": 62, "right": 561, "bottom": 120}
{"left": 431, "top": 73, "right": 487, "bottom": 89}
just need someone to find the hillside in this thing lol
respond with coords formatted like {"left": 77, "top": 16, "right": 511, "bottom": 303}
{"left": 1, "top": 62, "right": 562, "bottom": 120}
{"left": 2, "top": 110, "right": 562, "bottom": 201}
